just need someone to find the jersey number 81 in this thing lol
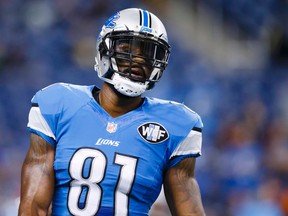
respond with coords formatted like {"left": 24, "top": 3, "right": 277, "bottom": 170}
{"left": 67, "top": 148, "right": 138, "bottom": 216}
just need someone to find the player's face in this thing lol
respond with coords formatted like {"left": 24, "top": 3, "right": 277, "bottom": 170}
{"left": 114, "top": 39, "right": 156, "bottom": 82}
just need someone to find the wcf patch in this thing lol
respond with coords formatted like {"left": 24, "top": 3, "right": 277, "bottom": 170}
{"left": 138, "top": 122, "right": 169, "bottom": 144}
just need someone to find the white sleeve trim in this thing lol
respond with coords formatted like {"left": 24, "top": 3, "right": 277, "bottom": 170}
{"left": 27, "top": 107, "right": 56, "bottom": 140}
{"left": 170, "top": 130, "right": 202, "bottom": 159}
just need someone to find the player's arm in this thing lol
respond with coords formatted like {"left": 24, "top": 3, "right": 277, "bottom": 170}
{"left": 18, "top": 133, "right": 55, "bottom": 216}
{"left": 164, "top": 157, "right": 205, "bottom": 216}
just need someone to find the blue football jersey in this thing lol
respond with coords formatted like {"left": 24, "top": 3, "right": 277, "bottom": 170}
{"left": 27, "top": 83, "right": 203, "bottom": 216}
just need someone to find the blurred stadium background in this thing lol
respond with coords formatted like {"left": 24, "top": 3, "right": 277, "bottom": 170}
{"left": 1, "top": 0, "right": 288, "bottom": 215}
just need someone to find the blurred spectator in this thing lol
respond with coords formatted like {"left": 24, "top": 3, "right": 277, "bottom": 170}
{"left": 233, "top": 178, "right": 284, "bottom": 216}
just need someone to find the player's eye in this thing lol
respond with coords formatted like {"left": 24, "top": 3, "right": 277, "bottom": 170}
{"left": 115, "top": 39, "right": 130, "bottom": 53}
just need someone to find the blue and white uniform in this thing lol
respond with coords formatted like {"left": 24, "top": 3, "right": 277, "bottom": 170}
{"left": 28, "top": 83, "right": 203, "bottom": 216}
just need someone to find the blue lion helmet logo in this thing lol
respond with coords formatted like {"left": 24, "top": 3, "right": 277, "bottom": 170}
{"left": 104, "top": 12, "right": 120, "bottom": 28}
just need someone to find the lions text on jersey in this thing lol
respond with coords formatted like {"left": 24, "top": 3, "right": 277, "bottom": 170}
{"left": 27, "top": 83, "right": 203, "bottom": 216}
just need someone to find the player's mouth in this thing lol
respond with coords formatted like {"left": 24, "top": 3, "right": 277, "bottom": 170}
{"left": 123, "top": 66, "right": 146, "bottom": 82}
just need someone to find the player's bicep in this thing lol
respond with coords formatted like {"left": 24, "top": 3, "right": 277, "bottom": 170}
{"left": 23, "top": 133, "right": 55, "bottom": 173}
{"left": 19, "top": 133, "right": 55, "bottom": 213}
{"left": 163, "top": 157, "right": 205, "bottom": 216}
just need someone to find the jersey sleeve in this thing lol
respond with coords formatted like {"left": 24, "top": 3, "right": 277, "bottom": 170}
{"left": 27, "top": 105, "right": 56, "bottom": 145}
{"left": 27, "top": 83, "right": 66, "bottom": 146}
{"left": 166, "top": 109, "right": 204, "bottom": 170}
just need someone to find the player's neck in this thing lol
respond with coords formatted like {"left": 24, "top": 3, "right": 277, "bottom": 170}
{"left": 95, "top": 83, "right": 144, "bottom": 118}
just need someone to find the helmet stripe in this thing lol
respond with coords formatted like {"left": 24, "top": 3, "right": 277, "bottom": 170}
{"left": 148, "top": 12, "right": 152, "bottom": 28}
{"left": 139, "top": 9, "right": 150, "bottom": 27}
{"left": 142, "top": 10, "right": 149, "bottom": 27}
{"left": 139, "top": 9, "right": 142, "bottom": 26}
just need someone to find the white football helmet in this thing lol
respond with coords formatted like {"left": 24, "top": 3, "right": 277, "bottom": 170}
{"left": 94, "top": 8, "right": 171, "bottom": 97}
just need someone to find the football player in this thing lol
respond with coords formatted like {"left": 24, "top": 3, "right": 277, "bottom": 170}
{"left": 19, "top": 8, "right": 205, "bottom": 216}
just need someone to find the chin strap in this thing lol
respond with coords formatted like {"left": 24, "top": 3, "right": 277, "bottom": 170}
{"left": 112, "top": 73, "right": 147, "bottom": 97}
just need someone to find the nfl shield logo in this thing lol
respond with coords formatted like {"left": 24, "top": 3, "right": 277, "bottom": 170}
{"left": 106, "top": 122, "right": 117, "bottom": 133}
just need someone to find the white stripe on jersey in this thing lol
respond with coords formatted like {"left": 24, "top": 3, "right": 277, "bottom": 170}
{"left": 170, "top": 130, "right": 202, "bottom": 158}
{"left": 27, "top": 107, "right": 56, "bottom": 140}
